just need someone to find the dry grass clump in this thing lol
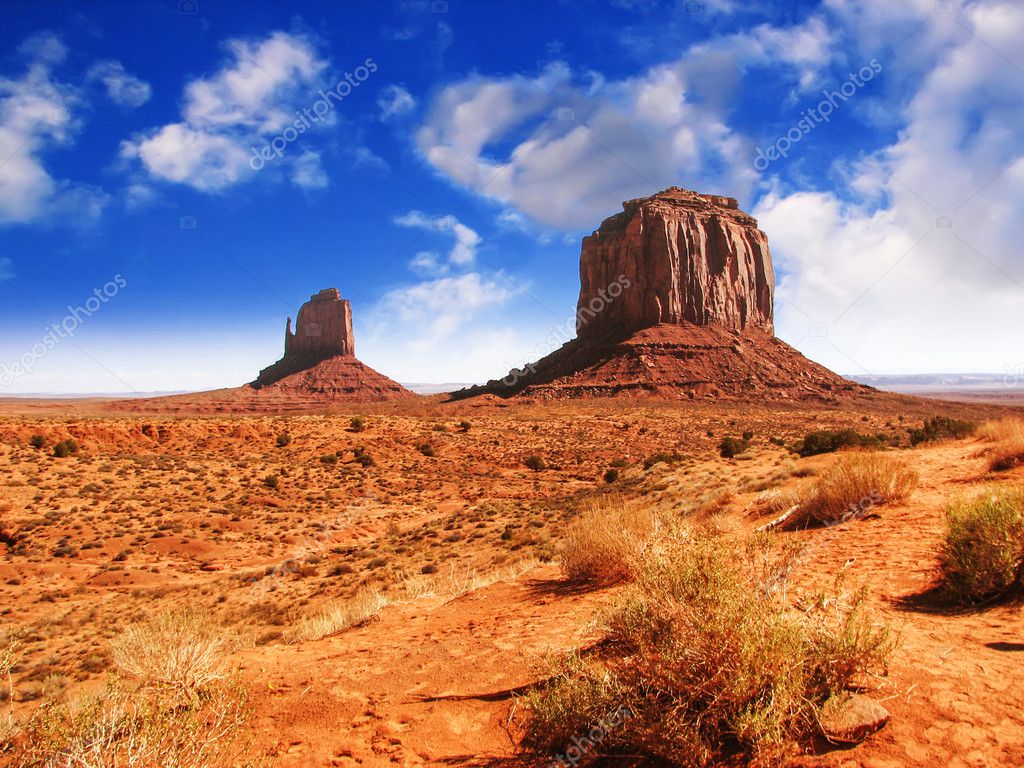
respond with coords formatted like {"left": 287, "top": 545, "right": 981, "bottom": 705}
{"left": 559, "top": 496, "right": 658, "bottom": 586}
{"left": 284, "top": 588, "right": 389, "bottom": 643}
{"left": 112, "top": 610, "right": 235, "bottom": 692}
{"left": 939, "top": 488, "right": 1024, "bottom": 605}
{"left": 521, "top": 530, "right": 893, "bottom": 766}
{"left": 13, "top": 680, "right": 253, "bottom": 768}
{"left": 978, "top": 418, "right": 1024, "bottom": 472}
{"left": 10, "top": 614, "right": 253, "bottom": 767}
{"left": 782, "top": 453, "right": 918, "bottom": 530}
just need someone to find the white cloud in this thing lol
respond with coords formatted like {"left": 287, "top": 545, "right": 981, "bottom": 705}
{"left": 364, "top": 271, "right": 525, "bottom": 382}
{"left": 0, "top": 33, "right": 107, "bottom": 226}
{"left": 0, "top": 257, "right": 13, "bottom": 280}
{"left": 757, "top": 0, "right": 1024, "bottom": 373}
{"left": 122, "top": 31, "right": 330, "bottom": 191}
{"left": 408, "top": 251, "right": 448, "bottom": 278}
{"left": 378, "top": 84, "right": 416, "bottom": 121}
{"left": 415, "top": 58, "right": 756, "bottom": 229}
{"left": 394, "top": 210, "right": 481, "bottom": 266}
{"left": 122, "top": 122, "right": 250, "bottom": 191}
{"left": 87, "top": 60, "right": 151, "bottom": 108}
{"left": 291, "top": 150, "right": 328, "bottom": 189}
{"left": 350, "top": 145, "right": 390, "bottom": 172}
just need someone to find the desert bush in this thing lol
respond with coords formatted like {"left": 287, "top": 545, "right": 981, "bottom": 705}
{"left": 52, "top": 439, "right": 79, "bottom": 458}
{"left": 603, "top": 468, "right": 620, "bottom": 483}
{"left": 522, "top": 531, "right": 892, "bottom": 766}
{"left": 111, "top": 610, "right": 234, "bottom": 693}
{"left": 458, "top": 420, "right": 471, "bottom": 432}
{"left": 642, "top": 451, "right": 682, "bottom": 470}
{"left": 13, "top": 679, "right": 252, "bottom": 768}
{"left": 797, "top": 429, "right": 880, "bottom": 457}
{"left": 908, "top": 416, "right": 976, "bottom": 446}
{"left": 320, "top": 453, "right": 338, "bottom": 466}
{"left": 417, "top": 442, "right": 435, "bottom": 457}
{"left": 284, "top": 589, "right": 389, "bottom": 643}
{"left": 938, "top": 488, "right": 1024, "bottom": 604}
{"left": 524, "top": 455, "right": 546, "bottom": 472}
{"left": 261, "top": 474, "right": 279, "bottom": 490}
{"left": 353, "top": 447, "right": 376, "bottom": 467}
{"left": 978, "top": 418, "right": 1024, "bottom": 472}
{"left": 349, "top": 417, "right": 366, "bottom": 432}
{"left": 719, "top": 436, "right": 750, "bottom": 458}
{"left": 783, "top": 453, "right": 918, "bottom": 530}
{"left": 29, "top": 435, "right": 45, "bottom": 450}
{"left": 275, "top": 433, "right": 291, "bottom": 447}
{"left": 559, "top": 497, "right": 656, "bottom": 586}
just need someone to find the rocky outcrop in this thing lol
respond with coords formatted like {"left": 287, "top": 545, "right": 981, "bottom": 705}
{"left": 252, "top": 288, "right": 410, "bottom": 401}
{"left": 577, "top": 187, "right": 773, "bottom": 337}
{"left": 286, "top": 288, "right": 355, "bottom": 359}
{"left": 454, "top": 186, "right": 873, "bottom": 403}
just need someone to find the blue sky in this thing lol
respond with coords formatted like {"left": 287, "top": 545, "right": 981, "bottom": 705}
{"left": 1, "top": 0, "right": 1022, "bottom": 393}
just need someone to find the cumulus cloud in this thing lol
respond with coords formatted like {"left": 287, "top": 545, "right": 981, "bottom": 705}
{"left": 415, "top": 57, "right": 758, "bottom": 230}
{"left": 758, "top": 0, "right": 1024, "bottom": 373}
{"left": 394, "top": 210, "right": 481, "bottom": 266}
{"left": 363, "top": 271, "right": 525, "bottom": 382}
{"left": 378, "top": 85, "right": 416, "bottom": 121}
{"left": 121, "top": 31, "right": 330, "bottom": 192}
{"left": 0, "top": 32, "right": 108, "bottom": 226}
{"left": 87, "top": 60, "right": 151, "bottom": 108}
{"left": 291, "top": 150, "right": 328, "bottom": 189}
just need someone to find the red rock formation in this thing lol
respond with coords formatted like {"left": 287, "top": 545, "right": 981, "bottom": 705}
{"left": 456, "top": 187, "right": 871, "bottom": 403}
{"left": 577, "top": 187, "right": 774, "bottom": 337}
{"left": 251, "top": 288, "right": 411, "bottom": 401}
{"left": 285, "top": 288, "right": 355, "bottom": 359}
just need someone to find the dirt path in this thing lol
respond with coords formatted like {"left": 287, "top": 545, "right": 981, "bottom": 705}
{"left": 241, "top": 566, "right": 607, "bottom": 767}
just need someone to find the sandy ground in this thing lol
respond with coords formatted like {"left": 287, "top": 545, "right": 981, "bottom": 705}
{"left": 0, "top": 395, "right": 1022, "bottom": 766}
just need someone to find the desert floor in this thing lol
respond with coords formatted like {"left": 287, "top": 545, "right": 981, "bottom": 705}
{"left": 0, "top": 393, "right": 1022, "bottom": 767}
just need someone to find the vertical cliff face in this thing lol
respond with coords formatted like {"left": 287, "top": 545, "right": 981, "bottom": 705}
{"left": 285, "top": 288, "right": 355, "bottom": 359}
{"left": 577, "top": 187, "right": 774, "bottom": 337}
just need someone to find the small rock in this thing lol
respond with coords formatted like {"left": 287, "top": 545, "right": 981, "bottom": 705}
{"left": 819, "top": 693, "right": 890, "bottom": 744}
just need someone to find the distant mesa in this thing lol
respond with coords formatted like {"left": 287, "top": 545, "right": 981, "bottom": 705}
{"left": 251, "top": 288, "right": 410, "bottom": 401}
{"left": 457, "top": 187, "right": 870, "bottom": 402}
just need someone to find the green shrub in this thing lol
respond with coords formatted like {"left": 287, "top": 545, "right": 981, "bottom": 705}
{"left": 353, "top": 448, "right": 376, "bottom": 467}
{"left": 52, "top": 439, "right": 79, "bottom": 458}
{"left": 261, "top": 475, "right": 279, "bottom": 490}
{"left": 939, "top": 489, "right": 1024, "bottom": 604}
{"left": 29, "top": 434, "right": 46, "bottom": 450}
{"left": 349, "top": 417, "right": 366, "bottom": 432}
{"left": 523, "top": 530, "right": 892, "bottom": 766}
{"left": 275, "top": 433, "right": 291, "bottom": 448}
{"left": 320, "top": 454, "right": 338, "bottom": 466}
{"left": 742, "top": 430, "right": 754, "bottom": 441}
{"left": 458, "top": 420, "right": 471, "bottom": 432}
{"left": 643, "top": 451, "right": 682, "bottom": 470}
{"left": 604, "top": 468, "right": 620, "bottom": 483}
{"left": 797, "top": 429, "right": 880, "bottom": 457}
{"left": 417, "top": 443, "right": 435, "bottom": 457}
{"left": 719, "top": 437, "right": 750, "bottom": 459}
{"left": 524, "top": 455, "right": 546, "bottom": 472}
{"left": 908, "top": 417, "right": 976, "bottom": 446}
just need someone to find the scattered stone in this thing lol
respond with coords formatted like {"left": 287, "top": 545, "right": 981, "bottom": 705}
{"left": 819, "top": 693, "right": 891, "bottom": 744}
